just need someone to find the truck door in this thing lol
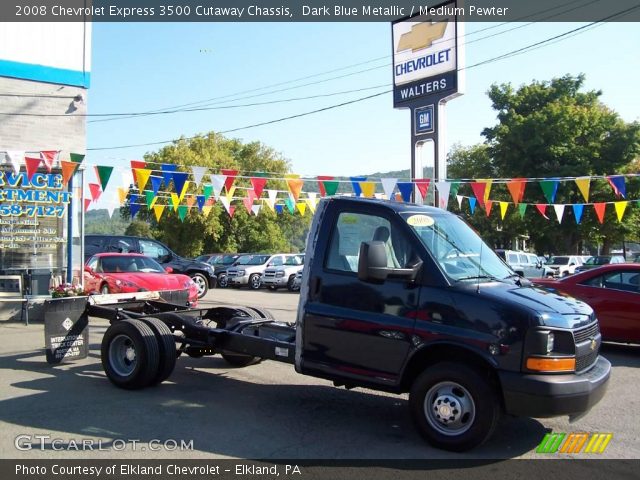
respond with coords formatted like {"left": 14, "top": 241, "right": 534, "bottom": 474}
{"left": 303, "top": 208, "right": 419, "bottom": 386}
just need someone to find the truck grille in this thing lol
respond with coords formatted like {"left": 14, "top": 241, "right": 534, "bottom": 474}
{"left": 264, "top": 270, "right": 276, "bottom": 278}
{"left": 576, "top": 349, "right": 599, "bottom": 372}
{"left": 573, "top": 321, "right": 600, "bottom": 372}
{"left": 573, "top": 322, "right": 599, "bottom": 344}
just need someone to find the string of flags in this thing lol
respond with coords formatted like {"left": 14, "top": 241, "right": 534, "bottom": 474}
{"left": 2, "top": 152, "right": 639, "bottom": 224}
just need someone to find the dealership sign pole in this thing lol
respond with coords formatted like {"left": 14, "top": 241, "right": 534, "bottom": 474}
{"left": 392, "top": 0, "right": 464, "bottom": 205}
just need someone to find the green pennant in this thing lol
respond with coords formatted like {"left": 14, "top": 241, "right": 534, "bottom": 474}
{"left": 203, "top": 184, "right": 213, "bottom": 199}
{"left": 518, "top": 203, "right": 528, "bottom": 219}
{"left": 253, "top": 171, "right": 269, "bottom": 178}
{"left": 449, "top": 181, "right": 460, "bottom": 198}
{"left": 144, "top": 190, "right": 156, "bottom": 208}
{"left": 323, "top": 181, "right": 339, "bottom": 197}
{"left": 285, "top": 197, "right": 295, "bottom": 213}
{"left": 70, "top": 153, "right": 85, "bottom": 163}
{"left": 95, "top": 165, "right": 114, "bottom": 191}
{"left": 539, "top": 180, "right": 559, "bottom": 204}
{"left": 178, "top": 205, "right": 188, "bottom": 222}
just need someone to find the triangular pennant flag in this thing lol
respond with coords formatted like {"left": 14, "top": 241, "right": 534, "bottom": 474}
{"left": 61, "top": 160, "right": 79, "bottom": 186}
{"left": 485, "top": 200, "right": 494, "bottom": 217}
{"left": 153, "top": 205, "right": 165, "bottom": 222}
{"left": 219, "top": 196, "right": 231, "bottom": 213}
{"left": 203, "top": 184, "right": 213, "bottom": 200}
{"left": 196, "top": 195, "right": 206, "bottom": 211}
{"left": 117, "top": 187, "right": 127, "bottom": 205}
{"left": 540, "top": 180, "right": 559, "bottom": 204}
{"left": 593, "top": 203, "right": 606, "bottom": 224}
{"left": 360, "top": 181, "right": 376, "bottom": 198}
{"left": 251, "top": 205, "right": 261, "bottom": 216}
{"left": 25, "top": 157, "right": 42, "bottom": 181}
{"left": 350, "top": 176, "right": 366, "bottom": 196}
{"left": 186, "top": 195, "right": 196, "bottom": 209}
{"left": 70, "top": 153, "right": 85, "bottom": 164}
{"left": 161, "top": 164, "right": 177, "bottom": 187}
{"left": 575, "top": 177, "right": 591, "bottom": 203}
{"left": 317, "top": 176, "right": 334, "bottom": 197}
{"left": 323, "top": 181, "right": 339, "bottom": 197}
{"left": 414, "top": 179, "right": 431, "bottom": 199}
{"left": 177, "top": 205, "right": 188, "bottom": 222}
{"left": 435, "top": 181, "right": 451, "bottom": 210}
{"left": 94, "top": 165, "right": 114, "bottom": 191}
{"left": 470, "top": 182, "right": 487, "bottom": 209}
{"left": 499, "top": 201, "right": 509, "bottom": 220}
{"left": 150, "top": 176, "right": 163, "bottom": 196}
{"left": 468, "top": 197, "right": 477, "bottom": 214}
{"left": 381, "top": 178, "right": 398, "bottom": 199}
{"left": 287, "top": 178, "right": 305, "bottom": 202}
{"left": 614, "top": 201, "right": 628, "bottom": 222}
{"left": 170, "top": 193, "right": 180, "bottom": 212}
{"left": 135, "top": 168, "right": 152, "bottom": 192}
{"left": 83, "top": 198, "right": 91, "bottom": 212}
{"left": 105, "top": 203, "right": 118, "bottom": 219}
{"left": 129, "top": 195, "right": 141, "bottom": 219}
{"left": 450, "top": 181, "right": 460, "bottom": 198}
{"left": 250, "top": 177, "right": 268, "bottom": 198}
{"left": 275, "top": 204, "right": 284, "bottom": 214}
{"left": 535, "top": 204, "right": 549, "bottom": 220}
{"left": 225, "top": 185, "right": 236, "bottom": 203}
{"left": 144, "top": 190, "right": 157, "bottom": 209}
{"left": 607, "top": 176, "right": 626, "bottom": 199}
{"left": 221, "top": 169, "right": 238, "bottom": 192}
{"left": 285, "top": 197, "right": 296, "bottom": 214}
{"left": 397, "top": 182, "right": 413, "bottom": 202}
{"left": 266, "top": 190, "right": 278, "bottom": 211}
{"left": 507, "top": 179, "right": 526, "bottom": 205}
{"left": 210, "top": 175, "right": 226, "bottom": 199}
{"left": 305, "top": 197, "right": 317, "bottom": 213}
{"left": 5, "top": 151, "right": 24, "bottom": 174}
{"left": 88, "top": 183, "right": 102, "bottom": 202}
{"left": 456, "top": 195, "right": 463, "bottom": 209}
{"left": 228, "top": 206, "right": 236, "bottom": 218}
{"left": 191, "top": 166, "right": 208, "bottom": 187}
{"left": 572, "top": 204, "right": 584, "bottom": 224}
{"left": 243, "top": 196, "right": 254, "bottom": 214}
{"left": 40, "top": 150, "right": 58, "bottom": 172}
{"left": 202, "top": 205, "right": 213, "bottom": 217}
{"left": 130, "top": 160, "right": 146, "bottom": 184}
{"left": 121, "top": 170, "right": 133, "bottom": 189}
{"left": 480, "top": 179, "right": 493, "bottom": 204}
{"left": 172, "top": 172, "right": 189, "bottom": 198}
{"left": 553, "top": 204, "right": 565, "bottom": 224}
{"left": 296, "top": 202, "right": 307, "bottom": 216}
{"left": 518, "top": 203, "right": 528, "bottom": 219}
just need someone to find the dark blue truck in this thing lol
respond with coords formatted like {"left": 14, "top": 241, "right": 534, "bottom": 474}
{"left": 92, "top": 197, "right": 610, "bottom": 452}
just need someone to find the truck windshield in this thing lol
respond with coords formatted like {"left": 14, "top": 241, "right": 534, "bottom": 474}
{"left": 402, "top": 212, "right": 513, "bottom": 282}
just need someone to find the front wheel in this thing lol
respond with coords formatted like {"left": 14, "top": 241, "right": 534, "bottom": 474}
{"left": 287, "top": 275, "right": 296, "bottom": 292}
{"left": 249, "top": 274, "right": 261, "bottom": 290}
{"left": 217, "top": 274, "right": 228, "bottom": 288}
{"left": 191, "top": 273, "right": 209, "bottom": 298}
{"left": 100, "top": 284, "right": 110, "bottom": 295}
{"left": 409, "top": 362, "right": 500, "bottom": 452}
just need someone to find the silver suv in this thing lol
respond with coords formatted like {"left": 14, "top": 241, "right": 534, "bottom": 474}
{"left": 226, "top": 254, "right": 295, "bottom": 289}
{"left": 262, "top": 254, "right": 304, "bottom": 291}
{"left": 495, "top": 250, "right": 548, "bottom": 278}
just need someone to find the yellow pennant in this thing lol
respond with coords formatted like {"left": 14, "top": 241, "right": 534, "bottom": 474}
{"left": 202, "top": 205, "right": 213, "bottom": 217}
{"left": 263, "top": 198, "right": 275, "bottom": 212}
{"left": 575, "top": 177, "right": 591, "bottom": 202}
{"left": 135, "top": 168, "right": 152, "bottom": 192}
{"left": 477, "top": 178, "right": 493, "bottom": 203}
{"left": 225, "top": 186, "right": 236, "bottom": 202}
{"left": 499, "top": 201, "right": 509, "bottom": 220}
{"left": 153, "top": 205, "right": 165, "bottom": 222}
{"left": 614, "top": 201, "right": 628, "bottom": 222}
{"left": 117, "top": 187, "right": 127, "bottom": 205}
{"left": 360, "top": 181, "right": 376, "bottom": 198}
{"left": 305, "top": 198, "right": 316, "bottom": 213}
{"left": 296, "top": 202, "right": 307, "bottom": 216}
{"left": 170, "top": 193, "right": 180, "bottom": 212}
{"left": 178, "top": 180, "right": 190, "bottom": 203}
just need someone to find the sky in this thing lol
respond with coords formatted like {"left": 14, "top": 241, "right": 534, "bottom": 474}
{"left": 85, "top": 20, "right": 640, "bottom": 183}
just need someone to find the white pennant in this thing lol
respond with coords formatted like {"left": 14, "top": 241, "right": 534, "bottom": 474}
{"left": 305, "top": 192, "right": 318, "bottom": 213}
{"left": 266, "top": 189, "right": 278, "bottom": 210}
{"left": 210, "top": 175, "right": 226, "bottom": 199}
{"left": 553, "top": 204, "right": 565, "bottom": 224}
{"left": 191, "top": 166, "right": 208, "bottom": 186}
{"left": 456, "top": 195, "right": 464, "bottom": 209}
{"left": 436, "top": 182, "right": 451, "bottom": 210}
{"left": 5, "top": 151, "right": 24, "bottom": 174}
{"left": 251, "top": 205, "right": 261, "bottom": 216}
{"left": 105, "top": 202, "right": 119, "bottom": 218}
{"left": 380, "top": 178, "right": 398, "bottom": 199}
{"left": 219, "top": 196, "right": 232, "bottom": 214}
{"left": 121, "top": 169, "right": 134, "bottom": 189}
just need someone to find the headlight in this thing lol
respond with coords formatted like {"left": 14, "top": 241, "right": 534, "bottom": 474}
{"left": 276, "top": 271, "right": 285, "bottom": 278}
{"left": 237, "top": 269, "right": 246, "bottom": 276}
{"left": 546, "top": 332, "right": 555, "bottom": 353}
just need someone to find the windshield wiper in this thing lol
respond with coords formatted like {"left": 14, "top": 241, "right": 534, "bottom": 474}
{"left": 456, "top": 275, "right": 498, "bottom": 282}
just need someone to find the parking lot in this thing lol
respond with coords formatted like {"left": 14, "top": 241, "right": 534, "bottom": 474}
{"left": 0, "top": 288, "right": 638, "bottom": 460}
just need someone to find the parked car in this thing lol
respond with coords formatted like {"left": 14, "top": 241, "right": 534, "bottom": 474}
{"left": 575, "top": 255, "right": 625, "bottom": 273}
{"left": 195, "top": 253, "right": 245, "bottom": 288}
{"left": 262, "top": 254, "right": 305, "bottom": 291}
{"left": 291, "top": 269, "right": 303, "bottom": 291}
{"left": 83, "top": 253, "right": 198, "bottom": 305}
{"left": 84, "top": 234, "right": 216, "bottom": 299}
{"left": 495, "top": 249, "right": 548, "bottom": 278}
{"left": 545, "top": 255, "right": 582, "bottom": 278}
{"left": 533, "top": 264, "right": 640, "bottom": 343}
{"left": 226, "top": 253, "right": 297, "bottom": 289}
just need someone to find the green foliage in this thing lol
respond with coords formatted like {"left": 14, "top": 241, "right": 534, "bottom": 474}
{"left": 85, "top": 209, "right": 129, "bottom": 235}
{"left": 125, "top": 220, "right": 155, "bottom": 238}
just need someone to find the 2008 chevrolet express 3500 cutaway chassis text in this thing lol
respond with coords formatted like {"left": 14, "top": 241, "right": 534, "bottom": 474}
{"left": 89, "top": 197, "right": 610, "bottom": 452}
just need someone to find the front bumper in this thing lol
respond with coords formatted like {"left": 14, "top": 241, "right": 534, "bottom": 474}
{"left": 228, "top": 275, "right": 249, "bottom": 285}
{"left": 499, "top": 355, "right": 610, "bottom": 418}
{"left": 262, "top": 277, "right": 287, "bottom": 286}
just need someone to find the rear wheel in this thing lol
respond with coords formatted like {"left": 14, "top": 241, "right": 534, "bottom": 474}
{"left": 287, "top": 275, "right": 296, "bottom": 291}
{"left": 191, "top": 273, "right": 209, "bottom": 298}
{"left": 139, "top": 317, "right": 177, "bottom": 385}
{"left": 217, "top": 273, "right": 228, "bottom": 288}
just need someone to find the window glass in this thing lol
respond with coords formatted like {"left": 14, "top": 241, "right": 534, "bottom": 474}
{"left": 110, "top": 237, "right": 136, "bottom": 254}
{"left": 508, "top": 253, "right": 518, "bottom": 264}
{"left": 270, "top": 256, "right": 284, "bottom": 267}
{"left": 519, "top": 254, "right": 528, "bottom": 264}
{"left": 87, "top": 256, "right": 99, "bottom": 271}
{"left": 139, "top": 240, "right": 169, "bottom": 260}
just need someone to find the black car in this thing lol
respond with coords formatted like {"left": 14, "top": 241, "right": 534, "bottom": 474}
{"left": 84, "top": 235, "right": 216, "bottom": 298}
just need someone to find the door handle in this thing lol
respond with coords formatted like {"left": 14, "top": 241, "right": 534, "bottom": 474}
{"left": 310, "top": 276, "right": 322, "bottom": 299}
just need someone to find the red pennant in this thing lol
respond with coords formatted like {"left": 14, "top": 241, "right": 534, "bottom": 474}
{"left": 485, "top": 200, "right": 493, "bottom": 217}
{"left": 243, "top": 197, "right": 253, "bottom": 214}
{"left": 88, "top": 183, "right": 102, "bottom": 202}
{"left": 317, "top": 175, "right": 333, "bottom": 197}
{"left": 593, "top": 203, "right": 606, "bottom": 224}
{"left": 25, "top": 157, "right": 42, "bottom": 182}
{"left": 250, "top": 177, "right": 267, "bottom": 198}
{"left": 40, "top": 150, "right": 58, "bottom": 172}
{"left": 228, "top": 206, "right": 236, "bottom": 218}
{"left": 221, "top": 169, "right": 238, "bottom": 192}
{"left": 414, "top": 179, "right": 431, "bottom": 199}
{"left": 83, "top": 199, "right": 92, "bottom": 212}
{"left": 535, "top": 204, "right": 549, "bottom": 219}
{"left": 470, "top": 182, "right": 487, "bottom": 209}
{"left": 130, "top": 160, "right": 146, "bottom": 184}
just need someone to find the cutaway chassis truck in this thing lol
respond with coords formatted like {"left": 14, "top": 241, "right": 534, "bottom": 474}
{"left": 89, "top": 197, "right": 610, "bottom": 452}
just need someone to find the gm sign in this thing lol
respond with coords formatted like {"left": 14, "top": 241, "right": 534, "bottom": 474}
{"left": 415, "top": 105, "right": 434, "bottom": 135}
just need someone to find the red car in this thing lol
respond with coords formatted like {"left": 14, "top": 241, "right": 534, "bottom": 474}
{"left": 533, "top": 264, "right": 640, "bottom": 343}
{"left": 84, "top": 253, "right": 198, "bottom": 305}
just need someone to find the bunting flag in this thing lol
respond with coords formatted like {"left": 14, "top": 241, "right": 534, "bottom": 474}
{"left": 191, "top": 166, "right": 208, "bottom": 186}
{"left": 219, "top": 196, "right": 234, "bottom": 217}
{"left": 323, "top": 180, "right": 339, "bottom": 197}
{"left": 381, "top": 178, "right": 398, "bottom": 199}
{"left": 150, "top": 176, "right": 163, "bottom": 195}
{"left": 250, "top": 177, "right": 267, "bottom": 198}
{"left": 593, "top": 203, "right": 606, "bottom": 224}
{"left": 105, "top": 203, "right": 118, "bottom": 219}
{"left": 468, "top": 197, "right": 477, "bottom": 214}
{"left": 540, "top": 179, "right": 559, "bottom": 204}
{"left": 196, "top": 195, "right": 206, "bottom": 211}
{"left": 317, "top": 176, "right": 334, "bottom": 197}
{"left": 518, "top": 203, "right": 527, "bottom": 219}
{"left": 221, "top": 169, "right": 238, "bottom": 192}
{"left": 203, "top": 184, "right": 213, "bottom": 200}
{"left": 130, "top": 160, "right": 146, "bottom": 183}
{"left": 481, "top": 179, "right": 493, "bottom": 204}
{"left": 449, "top": 181, "right": 460, "bottom": 198}
{"left": 305, "top": 192, "right": 318, "bottom": 213}
{"left": 121, "top": 170, "right": 134, "bottom": 189}
{"left": 285, "top": 196, "right": 296, "bottom": 214}
{"left": 607, "top": 176, "right": 626, "bottom": 198}
{"left": 575, "top": 177, "right": 591, "bottom": 202}
{"left": 296, "top": 202, "right": 307, "bottom": 216}
{"left": 177, "top": 205, "right": 188, "bottom": 222}
{"left": 83, "top": 198, "right": 91, "bottom": 212}
{"left": 117, "top": 187, "right": 128, "bottom": 205}
{"left": 135, "top": 168, "right": 152, "bottom": 192}
{"left": 70, "top": 153, "right": 85, "bottom": 164}
{"left": 456, "top": 195, "right": 463, "bottom": 209}
{"left": 251, "top": 205, "right": 261, "bottom": 216}
{"left": 470, "top": 181, "right": 487, "bottom": 209}
{"left": 266, "top": 190, "right": 278, "bottom": 211}
{"left": 88, "top": 183, "right": 102, "bottom": 202}
{"left": 5, "top": 151, "right": 24, "bottom": 174}
{"left": 435, "top": 181, "right": 451, "bottom": 210}
{"left": 25, "top": 156, "right": 42, "bottom": 181}
{"left": 553, "top": 204, "right": 565, "bottom": 224}
{"left": 153, "top": 205, "right": 165, "bottom": 222}
{"left": 507, "top": 178, "right": 526, "bottom": 205}
{"left": 39, "top": 150, "right": 58, "bottom": 172}
{"left": 535, "top": 204, "right": 549, "bottom": 219}
{"left": 185, "top": 195, "right": 196, "bottom": 209}
{"left": 360, "top": 181, "right": 376, "bottom": 198}
{"left": 129, "top": 195, "right": 141, "bottom": 218}
{"left": 499, "top": 201, "right": 509, "bottom": 220}
{"left": 243, "top": 196, "right": 254, "bottom": 214}
{"left": 172, "top": 172, "right": 189, "bottom": 199}
{"left": 350, "top": 176, "right": 366, "bottom": 196}
{"left": 397, "top": 182, "right": 413, "bottom": 202}
{"left": 572, "top": 204, "right": 584, "bottom": 224}
{"left": 414, "top": 179, "right": 431, "bottom": 200}
{"left": 485, "top": 200, "right": 493, "bottom": 217}
{"left": 170, "top": 193, "right": 180, "bottom": 212}
{"left": 275, "top": 204, "right": 284, "bottom": 214}
{"left": 95, "top": 165, "right": 114, "bottom": 191}
{"left": 161, "top": 163, "right": 177, "bottom": 187}
{"left": 225, "top": 185, "right": 236, "bottom": 203}
{"left": 144, "top": 190, "right": 157, "bottom": 209}
{"left": 614, "top": 201, "right": 628, "bottom": 222}
{"left": 61, "top": 160, "right": 79, "bottom": 186}
{"left": 287, "top": 178, "right": 305, "bottom": 201}
{"left": 202, "top": 205, "right": 214, "bottom": 217}
{"left": 210, "top": 175, "right": 226, "bottom": 199}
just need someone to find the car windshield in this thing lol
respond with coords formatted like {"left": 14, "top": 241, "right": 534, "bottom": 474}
{"left": 585, "top": 256, "right": 610, "bottom": 266}
{"left": 100, "top": 256, "right": 164, "bottom": 273}
{"left": 284, "top": 256, "right": 303, "bottom": 266}
{"left": 402, "top": 212, "right": 512, "bottom": 282}
{"left": 236, "top": 255, "right": 269, "bottom": 265}
{"left": 550, "top": 256, "right": 570, "bottom": 265}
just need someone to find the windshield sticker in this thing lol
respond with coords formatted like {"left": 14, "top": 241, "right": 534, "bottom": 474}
{"left": 406, "top": 214, "right": 435, "bottom": 227}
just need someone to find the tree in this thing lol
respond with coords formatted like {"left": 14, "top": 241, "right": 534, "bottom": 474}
{"left": 125, "top": 220, "right": 154, "bottom": 238}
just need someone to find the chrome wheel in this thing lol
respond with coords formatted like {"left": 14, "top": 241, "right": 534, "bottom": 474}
{"left": 191, "top": 274, "right": 208, "bottom": 298}
{"left": 424, "top": 381, "right": 476, "bottom": 436}
{"left": 108, "top": 334, "right": 137, "bottom": 377}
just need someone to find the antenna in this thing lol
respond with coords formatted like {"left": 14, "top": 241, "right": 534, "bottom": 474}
{"left": 477, "top": 238, "right": 483, "bottom": 294}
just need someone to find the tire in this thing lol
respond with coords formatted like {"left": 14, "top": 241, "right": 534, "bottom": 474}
{"left": 101, "top": 319, "right": 160, "bottom": 390}
{"left": 217, "top": 273, "right": 228, "bottom": 288}
{"left": 249, "top": 273, "right": 261, "bottom": 290}
{"left": 409, "top": 362, "right": 500, "bottom": 452}
{"left": 191, "top": 273, "right": 209, "bottom": 299}
{"left": 139, "top": 317, "right": 177, "bottom": 385}
{"left": 221, "top": 352, "right": 259, "bottom": 367}
{"left": 287, "top": 275, "right": 296, "bottom": 292}
{"left": 100, "top": 284, "right": 109, "bottom": 295}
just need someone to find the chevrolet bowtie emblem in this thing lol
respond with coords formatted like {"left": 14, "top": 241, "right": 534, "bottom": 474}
{"left": 397, "top": 21, "right": 448, "bottom": 53}
{"left": 590, "top": 338, "right": 597, "bottom": 351}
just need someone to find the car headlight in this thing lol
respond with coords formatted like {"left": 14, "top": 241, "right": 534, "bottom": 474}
{"left": 276, "top": 271, "right": 285, "bottom": 278}
{"left": 237, "top": 269, "right": 246, "bottom": 276}
{"left": 546, "top": 332, "right": 555, "bottom": 353}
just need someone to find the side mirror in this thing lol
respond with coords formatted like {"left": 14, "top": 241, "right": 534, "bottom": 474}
{"left": 357, "top": 241, "right": 420, "bottom": 283}
{"left": 165, "top": 266, "right": 173, "bottom": 273}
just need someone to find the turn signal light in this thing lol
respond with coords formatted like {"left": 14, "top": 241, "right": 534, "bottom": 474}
{"left": 526, "top": 356, "right": 576, "bottom": 372}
